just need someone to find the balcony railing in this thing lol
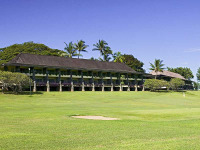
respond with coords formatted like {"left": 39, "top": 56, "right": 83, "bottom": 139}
{"left": 62, "top": 83, "right": 71, "bottom": 86}
{"left": 103, "top": 76, "right": 111, "bottom": 79}
{"left": 82, "top": 75, "right": 92, "bottom": 78}
{"left": 37, "top": 82, "right": 46, "bottom": 86}
{"left": 61, "top": 74, "right": 71, "bottom": 77}
{"left": 35, "top": 73, "right": 46, "bottom": 76}
{"left": 48, "top": 73, "right": 59, "bottom": 77}
{"left": 72, "top": 75, "right": 82, "bottom": 78}
{"left": 94, "top": 83, "right": 103, "bottom": 87}
{"left": 73, "top": 83, "right": 82, "bottom": 86}
{"left": 49, "top": 82, "right": 60, "bottom": 87}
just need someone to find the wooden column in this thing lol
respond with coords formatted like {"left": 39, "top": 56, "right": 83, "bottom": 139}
{"left": 33, "top": 81, "right": 36, "bottom": 92}
{"left": 47, "top": 80, "right": 50, "bottom": 92}
{"left": 46, "top": 69, "right": 50, "bottom": 92}
{"left": 110, "top": 73, "right": 113, "bottom": 91}
{"left": 70, "top": 70, "right": 74, "bottom": 92}
{"left": 120, "top": 83, "right": 123, "bottom": 91}
{"left": 135, "top": 74, "right": 138, "bottom": 92}
{"left": 142, "top": 75, "right": 145, "bottom": 91}
{"left": 82, "top": 82, "right": 85, "bottom": 91}
{"left": 102, "top": 82, "right": 104, "bottom": 92}
{"left": 119, "top": 73, "right": 122, "bottom": 91}
{"left": 32, "top": 67, "right": 35, "bottom": 81}
{"left": 127, "top": 83, "right": 130, "bottom": 91}
{"left": 111, "top": 83, "right": 114, "bottom": 92}
{"left": 92, "top": 72, "right": 95, "bottom": 91}
{"left": 58, "top": 70, "right": 62, "bottom": 92}
{"left": 32, "top": 68, "right": 36, "bottom": 92}
{"left": 71, "top": 81, "right": 74, "bottom": 92}
{"left": 59, "top": 81, "right": 62, "bottom": 92}
{"left": 127, "top": 74, "right": 130, "bottom": 91}
{"left": 92, "top": 83, "right": 95, "bottom": 91}
{"left": 81, "top": 71, "right": 85, "bottom": 91}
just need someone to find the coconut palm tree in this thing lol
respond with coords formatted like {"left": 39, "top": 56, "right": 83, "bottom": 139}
{"left": 113, "top": 52, "right": 124, "bottom": 62}
{"left": 93, "top": 40, "right": 113, "bottom": 61}
{"left": 103, "top": 47, "right": 112, "bottom": 62}
{"left": 149, "top": 59, "right": 165, "bottom": 79}
{"left": 74, "top": 40, "right": 88, "bottom": 59}
{"left": 93, "top": 40, "right": 108, "bottom": 56}
{"left": 64, "top": 42, "right": 79, "bottom": 58}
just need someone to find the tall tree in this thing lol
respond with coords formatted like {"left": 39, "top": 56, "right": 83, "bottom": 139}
{"left": 115, "top": 54, "right": 145, "bottom": 72}
{"left": 113, "top": 52, "right": 124, "bottom": 62}
{"left": 93, "top": 40, "right": 108, "bottom": 55}
{"left": 103, "top": 47, "right": 112, "bottom": 62}
{"left": 64, "top": 42, "right": 79, "bottom": 58}
{"left": 74, "top": 40, "right": 88, "bottom": 59}
{"left": 150, "top": 59, "right": 165, "bottom": 79}
{"left": 93, "top": 40, "right": 112, "bottom": 61}
{"left": 197, "top": 67, "right": 200, "bottom": 82}
{"left": 0, "top": 42, "right": 63, "bottom": 65}
{"left": 167, "top": 67, "right": 194, "bottom": 80}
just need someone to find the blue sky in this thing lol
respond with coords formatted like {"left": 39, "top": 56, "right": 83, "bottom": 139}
{"left": 0, "top": 0, "right": 200, "bottom": 80}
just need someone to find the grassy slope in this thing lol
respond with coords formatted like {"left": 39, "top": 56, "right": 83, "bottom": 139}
{"left": 0, "top": 91, "right": 200, "bottom": 150}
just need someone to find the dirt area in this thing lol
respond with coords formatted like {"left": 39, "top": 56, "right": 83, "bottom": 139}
{"left": 72, "top": 116, "right": 119, "bottom": 120}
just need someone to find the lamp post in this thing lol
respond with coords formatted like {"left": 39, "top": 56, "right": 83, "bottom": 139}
{"left": 29, "top": 68, "right": 31, "bottom": 95}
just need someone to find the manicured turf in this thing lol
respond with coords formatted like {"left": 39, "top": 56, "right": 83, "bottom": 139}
{"left": 1, "top": 91, "right": 200, "bottom": 150}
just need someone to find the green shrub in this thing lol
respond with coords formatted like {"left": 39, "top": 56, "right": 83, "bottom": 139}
{"left": 144, "top": 79, "right": 169, "bottom": 91}
{"left": 0, "top": 71, "right": 32, "bottom": 94}
{"left": 170, "top": 78, "right": 185, "bottom": 91}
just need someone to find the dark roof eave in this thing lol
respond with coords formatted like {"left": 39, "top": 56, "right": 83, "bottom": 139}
{"left": 5, "top": 63, "right": 141, "bottom": 74}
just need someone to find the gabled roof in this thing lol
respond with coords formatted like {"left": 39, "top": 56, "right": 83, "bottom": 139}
{"left": 150, "top": 70, "right": 186, "bottom": 80}
{"left": 5, "top": 53, "right": 139, "bottom": 74}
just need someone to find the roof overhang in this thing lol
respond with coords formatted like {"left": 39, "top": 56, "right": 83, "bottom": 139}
{"left": 5, "top": 63, "right": 142, "bottom": 74}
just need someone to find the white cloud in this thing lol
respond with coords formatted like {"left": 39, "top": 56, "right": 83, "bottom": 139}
{"left": 184, "top": 48, "right": 200, "bottom": 53}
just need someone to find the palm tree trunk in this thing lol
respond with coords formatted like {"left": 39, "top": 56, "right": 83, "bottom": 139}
{"left": 78, "top": 51, "right": 80, "bottom": 59}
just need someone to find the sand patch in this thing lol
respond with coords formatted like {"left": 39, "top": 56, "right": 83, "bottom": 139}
{"left": 72, "top": 116, "right": 119, "bottom": 120}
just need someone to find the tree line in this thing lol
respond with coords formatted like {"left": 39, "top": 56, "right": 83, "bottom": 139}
{"left": 0, "top": 41, "right": 145, "bottom": 73}
{"left": 0, "top": 41, "right": 199, "bottom": 84}
{"left": 0, "top": 41, "right": 199, "bottom": 93}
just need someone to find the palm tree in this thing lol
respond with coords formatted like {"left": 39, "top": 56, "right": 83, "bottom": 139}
{"left": 103, "top": 47, "right": 112, "bottom": 61}
{"left": 64, "top": 42, "right": 79, "bottom": 58}
{"left": 113, "top": 52, "right": 124, "bottom": 62}
{"left": 74, "top": 40, "right": 88, "bottom": 59}
{"left": 149, "top": 59, "right": 165, "bottom": 79}
{"left": 93, "top": 40, "right": 113, "bottom": 61}
{"left": 93, "top": 40, "right": 108, "bottom": 55}
{"left": 58, "top": 51, "right": 67, "bottom": 57}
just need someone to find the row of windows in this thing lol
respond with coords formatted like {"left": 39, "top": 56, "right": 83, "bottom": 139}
{"left": 18, "top": 68, "right": 143, "bottom": 78}
{"left": 34, "top": 78, "right": 144, "bottom": 85}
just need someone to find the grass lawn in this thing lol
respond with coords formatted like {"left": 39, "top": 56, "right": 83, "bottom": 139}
{"left": 1, "top": 91, "right": 200, "bottom": 150}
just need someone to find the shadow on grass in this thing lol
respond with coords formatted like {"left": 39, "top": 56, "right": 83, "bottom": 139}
{"left": 0, "top": 91, "right": 43, "bottom": 95}
{"left": 149, "top": 90, "right": 187, "bottom": 93}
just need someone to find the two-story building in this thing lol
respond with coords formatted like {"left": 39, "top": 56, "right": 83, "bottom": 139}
{"left": 2, "top": 53, "right": 145, "bottom": 92}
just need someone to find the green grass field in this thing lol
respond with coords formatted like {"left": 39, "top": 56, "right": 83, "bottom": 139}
{"left": 1, "top": 91, "right": 200, "bottom": 150}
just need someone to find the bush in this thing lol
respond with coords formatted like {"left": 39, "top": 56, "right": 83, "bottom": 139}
{"left": 0, "top": 71, "right": 32, "bottom": 94}
{"left": 144, "top": 79, "right": 169, "bottom": 91}
{"left": 170, "top": 78, "right": 185, "bottom": 91}
{"left": 193, "top": 82, "right": 199, "bottom": 90}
